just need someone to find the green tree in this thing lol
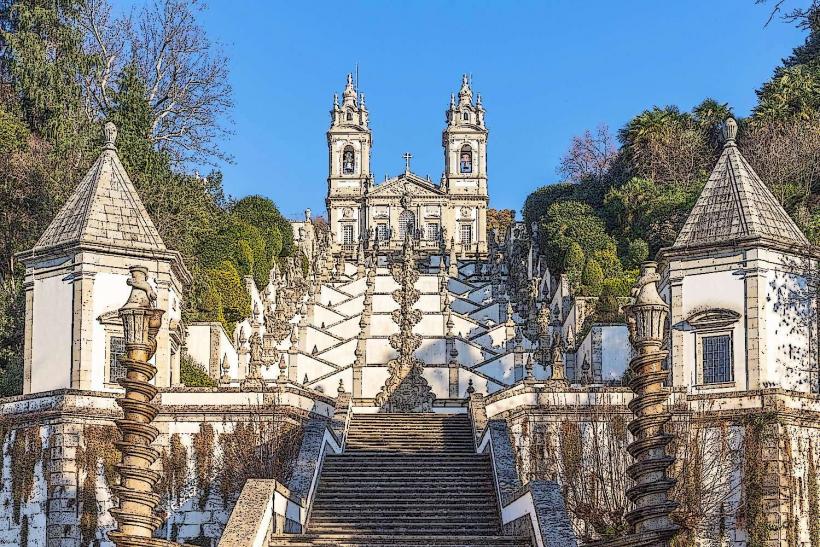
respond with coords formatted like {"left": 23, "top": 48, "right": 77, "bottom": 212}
{"left": 625, "top": 239, "right": 649, "bottom": 268}
{"left": 564, "top": 242, "right": 585, "bottom": 290}
{"left": 539, "top": 200, "right": 617, "bottom": 275}
{"left": 580, "top": 258, "right": 604, "bottom": 296}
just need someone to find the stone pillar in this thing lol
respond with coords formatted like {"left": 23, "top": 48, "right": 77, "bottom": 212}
{"left": 23, "top": 279, "right": 33, "bottom": 394}
{"left": 46, "top": 423, "right": 83, "bottom": 546}
{"left": 668, "top": 273, "right": 685, "bottom": 387}
{"left": 70, "top": 269, "right": 95, "bottom": 389}
{"left": 109, "top": 266, "right": 168, "bottom": 547}
{"left": 153, "top": 279, "right": 173, "bottom": 388}
{"left": 622, "top": 262, "right": 678, "bottom": 546}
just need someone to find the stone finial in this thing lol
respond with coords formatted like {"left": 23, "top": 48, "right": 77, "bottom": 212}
{"left": 466, "top": 378, "right": 475, "bottom": 395}
{"left": 337, "top": 378, "right": 346, "bottom": 395}
{"left": 122, "top": 266, "right": 156, "bottom": 310}
{"left": 305, "top": 208, "right": 312, "bottom": 221}
{"left": 103, "top": 121, "right": 118, "bottom": 150}
{"left": 277, "top": 355, "right": 288, "bottom": 383}
{"left": 722, "top": 117, "right": 737, "bottom": 146}
{"left": 524, "top": 354, "right": 534, "bottom": 381}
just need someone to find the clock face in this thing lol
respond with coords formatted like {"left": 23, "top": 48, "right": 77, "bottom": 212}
{"left": 343, "top": 207, "right": 354, "bottom": 218}
{"left": 460, "top": 206, "right": 471, "bottom": 218}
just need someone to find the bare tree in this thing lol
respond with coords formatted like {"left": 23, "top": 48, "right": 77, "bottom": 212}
{"left": 741, "top": 115, "right": 820, "bottom": 234}
{"left": 756, "top": 0, "right": 820, "bottom": 27}
{"left": 558, "top": 124, "right": 617, "bottom": 183}
{"left": 79, "top": 0, "right": 233, "bottom": 165}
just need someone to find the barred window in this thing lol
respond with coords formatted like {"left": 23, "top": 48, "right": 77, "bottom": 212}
{"left": 460, "top": 224, "right": 473, "bottom": 246}
{"left": 376, "top": 223, "right": 388, "bottom": 241}
{"left": 426, "top": 223, "right": 439, "bottom": 241}
{"left": 109, "top": 336, "right": 127, "bottom": 383}
{"left": 342, "top": 224, "right": 354, "bottom": 244}
{"left": 703, "top": 335, "right": 732, "bottom": 384}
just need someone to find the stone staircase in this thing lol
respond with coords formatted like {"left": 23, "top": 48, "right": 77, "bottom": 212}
{"left": 271, "top": 413, "right": 531, "bottom": 547}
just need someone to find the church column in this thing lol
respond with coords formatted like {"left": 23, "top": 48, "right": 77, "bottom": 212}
{"left": 70, "top": 268, "right": 95, "bottom": 390}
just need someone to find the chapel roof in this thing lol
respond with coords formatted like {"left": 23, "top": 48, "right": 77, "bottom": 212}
{"left": 33, "top": 122, "right": 167, "bottom": 255}
{"left": 672, "top": 118, "right": 809, "bottom": 251}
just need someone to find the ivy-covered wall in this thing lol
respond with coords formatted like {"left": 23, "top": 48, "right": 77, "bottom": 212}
{"left": 0, "top": 390, "right": 318, "bottom": 547}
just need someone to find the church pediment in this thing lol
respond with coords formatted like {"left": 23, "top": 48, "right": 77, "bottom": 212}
{"left": 368, "top": 174, "right": 444, "bottom": 199}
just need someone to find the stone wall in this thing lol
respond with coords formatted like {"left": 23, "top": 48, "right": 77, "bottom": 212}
{"left": 0, "top": 387, "right": 332, "bottom": 547}
{"left": 484, "top": 384, "right": 820, "bottom": 546}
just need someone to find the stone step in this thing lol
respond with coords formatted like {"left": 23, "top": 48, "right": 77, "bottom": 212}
{"left": 270, "top": 533, "right": 531, "bottom": 546}
{"left": 306, "top": 524, "right": 503, "bottom": 535}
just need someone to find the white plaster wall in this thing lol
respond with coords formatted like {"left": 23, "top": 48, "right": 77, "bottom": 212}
{"left": 31, "top": 274, "right": 73, "bottom": 392}
{"left": 185, "top": 325, "right": 212, "bottom": 370}
{"left": 369, "top": 315, "right": 399, "bottom": 337}
{"left": 422, "top": 367, "right": 449, "bottom": 399}
{"left": 334, "top": 295, "right": 364, "bottom": 317}
{"left": 452, "top": 298, "right": 478, "bottom": 315}
{"left": 362, "top": 367, "right": 390, "bottom": 396}
{"left": 313, "top": 306, "right": 345, "bottom": 328}
{"left": 680, "top": 270, "right": 746, "bottom": 390}
{"left": 90, "top": 271, "right": 133, "bottom": 390}
{"left": 372, "top": 294, "right": 398, "bottom": 313}
{"left": 366, "top": 338, "right": 395, "bottom": 364}
{"left": 416, "top": 339, "right": 446, "bottom": 365}
{"left": 764, "top": 266, "right": 816, "bottom": 392}
{"left": 601, "top": 325, "right": 630, "bottom": 383}
{"left": 414, "top": 314, "right": 443, "bottom": 336}
{"left": 327, "top": 316, "right": 361, "bottom": 339}
{"left": 296, "top": 355, "right": 338, "bottom": 382}
{"left": 305, "top": 327, "right": 342, "bottom": 353}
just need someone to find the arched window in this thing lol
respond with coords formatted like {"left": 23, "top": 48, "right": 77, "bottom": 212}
{"left": 342, "top": 146, "right": 355, "bottom": 175}
{"left": 462, "top": 112, "right": 469, "bottom": 121}
{"left": 346, "top": 112, "right": 353, "bottom": 121}
{"left": 460, "top": 145, "right": 473, "bottom": 174}
{"left": 398, "top": 210, "right": 415, "bottom": 240}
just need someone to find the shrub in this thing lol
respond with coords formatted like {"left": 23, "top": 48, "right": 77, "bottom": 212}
{"left": 180, "top": 353, "right": 217, "bottom": 387}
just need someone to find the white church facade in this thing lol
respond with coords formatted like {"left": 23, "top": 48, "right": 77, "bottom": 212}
{"left": 326, "top": 74, "right": 489, "bottom": 256}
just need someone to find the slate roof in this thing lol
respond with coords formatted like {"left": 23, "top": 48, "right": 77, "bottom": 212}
{"left": 672, "top": 118, "right": 809, "bottom": 250}
{"left": 34, "top": 124, "right": 167, "bottom": 254}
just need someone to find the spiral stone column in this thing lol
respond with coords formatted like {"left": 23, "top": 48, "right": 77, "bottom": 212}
{"left": 622, "top": 262, "right": 678, "bottom": 546}
{"left": 108, "top": 266, "right": 167, "bottom": 547}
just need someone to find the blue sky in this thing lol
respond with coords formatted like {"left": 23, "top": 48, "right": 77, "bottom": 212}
{"left": 130, "top": 1, "right": 807, "bottom": 219}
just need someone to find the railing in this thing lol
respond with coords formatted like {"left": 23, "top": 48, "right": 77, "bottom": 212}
{"left": 469, "top": 393, "right": 578, "bottom": 547}
{"left": 218, "top": 419, "right": 343, "bottom": 546}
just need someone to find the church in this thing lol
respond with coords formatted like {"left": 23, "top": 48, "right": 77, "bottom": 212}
{"left": 326, "top": 74, "right": 489, "bottom": 256}
{"left": 0, "top": 75, "right": 818, "bottom": 547}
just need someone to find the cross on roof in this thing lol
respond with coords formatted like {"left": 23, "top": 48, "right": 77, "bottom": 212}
{"left": 403, "top": 152, "right": 412, "bottom": 173}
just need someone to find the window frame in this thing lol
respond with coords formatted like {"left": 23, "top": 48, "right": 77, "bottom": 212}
{"left": 459, "top": 145, "right": 473, "bottom": 174}
{"left": 700, "top": 333, "right": 734, "bottom": 385}
{"left": 106, "top": 331, "right": 128, "bottom": 386}
{"left": 460, "top": 223, "right": 473, "bottom": 246}
{"left": 342, "top": 145, "right": 355, "bottom": 175}
{"left": 426, "top": 222, "right": 439, "bottom": 241}
{"left": 341, "top": 224, "right": 354, "bottom": 245}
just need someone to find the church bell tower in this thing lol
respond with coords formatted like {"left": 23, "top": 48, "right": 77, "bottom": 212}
{"left": 442, "top": 75, "right": 489, "bottom": 254}
{"left": 443, "top": 74, "right": 488, "bottom": 195}
{"left": 327, "top": 74, "right": 371, "bottom": 247}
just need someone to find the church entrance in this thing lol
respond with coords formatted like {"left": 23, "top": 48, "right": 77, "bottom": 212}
{"left": 399, "top": 210, "right": 415, "bottom": 239}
